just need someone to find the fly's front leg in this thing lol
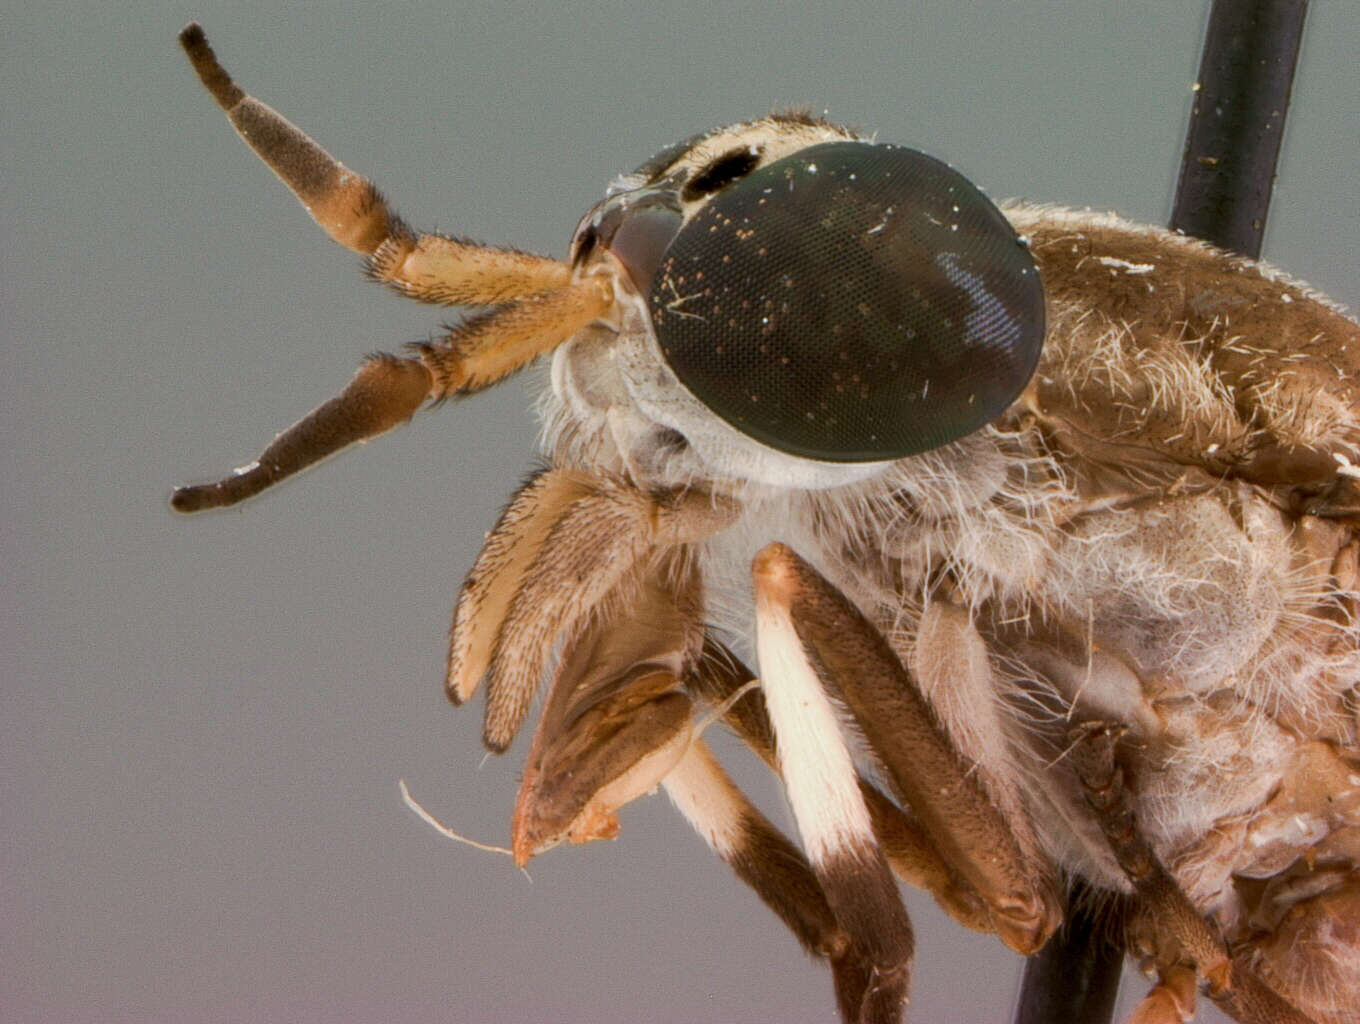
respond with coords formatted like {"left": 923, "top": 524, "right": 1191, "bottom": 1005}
{"left": 179, "top": 24, "right": 571, "bottom": 303}
{"left": 510, "top": 560, "right": 703, "bottom": 863}
{"left": 521, "top": 686, "right": 884, "bottom": 1021}
{"left": 1069, "top": 723, "right": 1313, "bottom": 1024}
{"left": 444, "top": 468, "right": 737, "bottom": 751}
{"left": 169, "top": 275, "right": 610, "bottom": 512}
{"left": 752, "top": 547, "right": 916, "bottom": 1021}
{"left": 663, "top": 738, "right": 900, "bottom": 1024}
{"left": 753, "top": 543, "right": 1060, "bottom": 956}
{"left": 172, "top": 26, "right": 609, "bottom": 512}
{"left": 686, "top": 640, "right": 993, "bottom": 935}
{"left": 505, "top": 555, "right": 909, "bottom": 1023}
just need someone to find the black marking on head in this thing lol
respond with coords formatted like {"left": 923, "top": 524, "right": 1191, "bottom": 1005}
{"left": 651, "top": 426, "right": 690, "bottom": 455}
{"left": 682, "top": 146, "right": 763, "bottom": 201}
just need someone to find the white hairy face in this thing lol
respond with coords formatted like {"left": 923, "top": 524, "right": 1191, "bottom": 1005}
{"left": 546, "top": 117, "right": 886, "bottom": 491}
{"left": 545, "top": 115, "right": 1045, "bottom": 496}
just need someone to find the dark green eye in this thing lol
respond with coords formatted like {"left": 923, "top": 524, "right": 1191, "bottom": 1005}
{"left": 645, "top": 140, "right": 1045, "bottom": 462}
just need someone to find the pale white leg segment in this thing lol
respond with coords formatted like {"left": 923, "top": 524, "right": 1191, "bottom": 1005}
{"left": 753, "top": 545, "right": 914, "bottom": 1023}
{"left": 665, "top": 737, "right": 903, "bottom": 1024}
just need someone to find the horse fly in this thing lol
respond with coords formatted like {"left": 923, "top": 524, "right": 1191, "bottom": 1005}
{"left": 171, "top": 23, "right": 1360, "bottom": 1024}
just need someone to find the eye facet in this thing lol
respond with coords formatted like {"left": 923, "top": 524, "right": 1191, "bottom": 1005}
{"left": 645, "top": 140, "right": 1046, "bottom": 463}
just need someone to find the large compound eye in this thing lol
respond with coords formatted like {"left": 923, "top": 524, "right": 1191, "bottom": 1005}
{"left": 646, "top": 140, "right": 1045, "bottom": 462}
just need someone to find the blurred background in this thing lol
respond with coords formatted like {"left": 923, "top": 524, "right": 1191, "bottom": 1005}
{"left": 5, "top": 2, "right": 1357, "bottom": 1021}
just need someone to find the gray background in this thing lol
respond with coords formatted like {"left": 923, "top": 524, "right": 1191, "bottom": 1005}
{"left": 6, "top": 2, "right": 1357, "bottom": 1022}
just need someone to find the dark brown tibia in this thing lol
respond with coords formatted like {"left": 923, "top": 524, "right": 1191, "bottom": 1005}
{"left": 178, "top": 23, "right": 570, "bottom": 300}
{"left": 171, "top": 354, "right": 430, "bottom": 512}
{"left": 752, "top": 547, "right": 915, "bottom": 1022}
{"left": 815, "top": 845, "right": 915, "bottom": 1024}
{"left": 1069, "top": 723, "right": 1313, "bottom": 1024}
{"left": 665, "top": 738, "right": 887, "bottom": 1023}
{"left": 687, "top": 641, "right": 991, "bottom": 934}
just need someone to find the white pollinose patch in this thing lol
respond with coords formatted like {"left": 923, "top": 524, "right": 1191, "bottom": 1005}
{"left": 754, "top": 591, "right": 874, "bottom": 866}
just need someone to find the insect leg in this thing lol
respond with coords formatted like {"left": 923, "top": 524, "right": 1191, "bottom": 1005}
{"left": 170, "top": 274, "right": 611, "bottom": 512}
{"left": 505, "top": 570, "right": 897, "bottom": 1022}
{"left": 1068, "top": 723, "right": 1314, "bottom": 1024}
{"left": 663, "top": 738, "right": 902, "bottom": 1024}
{"left": 411, "top": 276, "right": 613, "bottom": 399}
{"left": 752, "top": 546, "right": 915, "bottom": 1022}
{"left": 511, "top": 558, "right": 703, "bottom": 861}
{"left": 179, "top": 24, "right": 571, "bottom": 304}
{"left": 686, "top": 640, "right": 992, "bottom": 935}
{"left": 753, "top": 543, "right": 1060, "bottom": 955}
{"left": 170, "top": 352, "right": 432, "bottom": 512}
{"left": 445, "top": 471, "right": 736, "bottom": 750}
{"left": 504, "top": 554, "right": 884, "bottom": 1019}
